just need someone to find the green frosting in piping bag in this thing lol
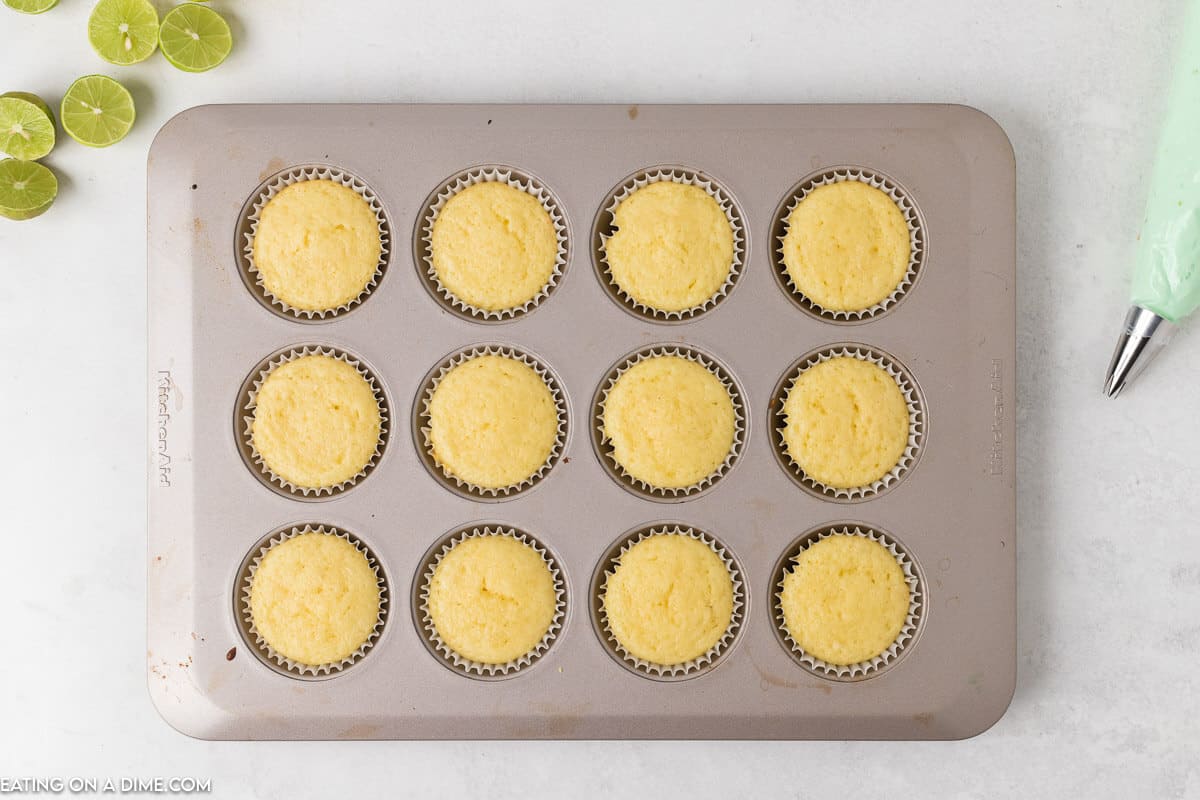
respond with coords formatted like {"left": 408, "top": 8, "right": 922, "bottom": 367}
{"left": 1130, "top": 2, "right": 1200, "bottom": 322}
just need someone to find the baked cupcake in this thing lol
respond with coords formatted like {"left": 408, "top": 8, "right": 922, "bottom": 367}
{"left": 781, "top": 180, "right": 909, "bottom": 312}
{"left": 425, "top": 532, "right": 558, "bottom": 666}
{"left": 429, "top": 180, "right": 559, "bottom": 313}
{"left": 603, "top": 180, "right": 735, "bottom": 313}
{"left": 778, "top": 534, "right": 909, "bottom": 666}
{"left": 251, "top": 178, "right": 382, "bottom": 312}
{"left": 426, "top": 352, "right": 560, "bottom": 491}
{"left": 781, "top": 356, "right": 908, "bottom": 490}
{"left": 247, "top": 531, "right": 382, "bottom": 667}
{"left": 601, "top": 353, "right": 737, "bottom": 490}
{"left": 248, "top": 353, "right": 383, "bottom": 491}
{"left": 602, "top": 532, "right": 735, "bottom": 667}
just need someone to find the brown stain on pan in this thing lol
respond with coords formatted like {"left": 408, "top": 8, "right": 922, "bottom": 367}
{"left": 259, "top": 157, "right": 286, "bottom": 181}
{"left": 192, "top": 215, "right": 227, "bottom": 288}
{"left": 744, "top": 647, "right": 837, "bottom": 692}
{"left": 508, "top": 702, "right": 591, "bottom": 737}
{"left": 758, "top": 672, "right": 799, "bottom": 691}
{"left": 337, "top": 723, "right": 382, "bottom": 739}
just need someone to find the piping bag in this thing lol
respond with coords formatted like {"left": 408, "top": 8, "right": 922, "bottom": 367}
{"left": 1104, "top": 0, "right": 1200, "bottom": 397}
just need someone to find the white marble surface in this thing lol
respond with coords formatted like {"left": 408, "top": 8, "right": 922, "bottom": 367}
{"left": 2, "top": 0, "right": 1198, "bottom": 796}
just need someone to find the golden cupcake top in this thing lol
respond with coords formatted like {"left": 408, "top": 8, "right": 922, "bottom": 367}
{"left": 248, "top": 532, "right": 381, "bottom": 667}
{"left": 781, "top": 356, "right": 909, "bottom": 489}
{"left": 249, "top": 354, "right": 382, "bottom": 490}
{"left": 602, "top": 354, "right": 736, "bottom": 489}
{"left": 779, "top": 534, "right": 909, "bottom": 666}
{"left": 251, "top": 179, "right": 383, "bottom": 312}
{"left": 781, "top": 180, "right": 910, "bottom": 312}
{"left": 430, "top": 181, "right": 558, "bottom": 312}
{"left": 427, "top": 353, "right": 559, "bottom": 490}
{"left": 602, "top": 533, "right": 735, "bottom": 666}
{"left": 426, "top": 534, "right": 558, "bottom": 665}
{"left": 603, "top": 181, "right": 734, "bottom": 312}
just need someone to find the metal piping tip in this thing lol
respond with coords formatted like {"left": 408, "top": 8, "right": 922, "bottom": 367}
{"left": 1104, "top": 305, "right": 1175, "bottom": 398}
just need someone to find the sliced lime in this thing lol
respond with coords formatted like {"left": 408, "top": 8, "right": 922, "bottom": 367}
{"left": 88, "top": 0, "right": 159, "bottom": 65}
{"left": 3, "top": 0, "right": 58, "bottom": 13}
{"left": 61, "top": 75, "right": 135, "bottom": 147}
{"left": 159, "top": 4, "right": 231, "bottom": 73}
{"left": 0, "top": 159, "right": 57, "bottom": 221}
{"left": 1, "top": 91, "right": 55, "bottom": 128}
{"left": 0, "top": 96, "right": 55, "bottom": 160}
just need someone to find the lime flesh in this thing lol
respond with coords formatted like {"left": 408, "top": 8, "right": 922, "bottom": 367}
{"left": 159, "top": 3, "right": 231, "bottom": 72}
{"left": 1, "top": 91, "right": 55, "bottom": 128}
{"left": 0, "top": 96, "right": 55, "bottom": 160}
{"left": 0, "top": 159, "right": 57, "bottom": 220}
{"left": 88, "top": 0, "right": 159, "bottom": 65}
{"left": 3, "top": 0, "right": 58, "bottom": 13}
{"left": 61, "top": 75, "right": 135, "bottom": 148}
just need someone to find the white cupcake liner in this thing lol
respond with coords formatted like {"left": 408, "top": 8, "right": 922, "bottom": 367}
{"left": 595, "top": 166, "right": 746, "bottom": 322}
{"left": 415, "top": 525, "right": 566, "bottom": 679}
{"left": 772, "top": 344, "right": 925, "bottom": 502}
{"left": 241, "top": 165, "right": 390, "bottom": 320}
{"left": 239, "top": 345, "right": 390, "bottom": 499}
{"left": 772, "top": 524, "right": 924, "bottom": 681}
{"left": 237, "top": 524, "right": 390, "bottom": 680}
{"left": 593, "top": 524, "right": 745, "bottom": 680}
{"left": 772, "top": 166, "right": 925, "bottom": 321}
{"left": 593, "top": 344, "right": 746, "bottom": 501}
{"left": 417, "top": 165, "right": 569, "bottom": 321}
{"left": 415, "top": 344, "right": 568, "bottom": 500}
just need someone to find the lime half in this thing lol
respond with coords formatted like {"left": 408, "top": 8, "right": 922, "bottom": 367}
{"left": 4, "top": 0, "right": 58, "bottom": 13}
{"left": 88, "top": 0, "right": 159, "bottom": 65}
{"left": 0, "top": 159, "right": 57, "bottom": 221}
{"left": 4, "top": 0, "right": 57, "bottom": 12}
{"left": 159, "top": 4, "right": 232, "bottom": 72}
{"left": 0, "top": 96, "right": 55, "bottom": 160}
{"left": 61, "top": 75, "right": 135, "bottom": 147}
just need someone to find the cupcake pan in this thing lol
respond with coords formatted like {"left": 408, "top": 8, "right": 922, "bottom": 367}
{"left": 148, "top": 104, "right": 1015, "bottom": 740}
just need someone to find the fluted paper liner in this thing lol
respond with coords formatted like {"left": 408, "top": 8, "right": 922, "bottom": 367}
{"left": 416, "top": 165, "right": 569, "bottom": 321}
{"left": 772, "top": 524, "right": 924, "bottom": 680}
{"left": 238, "top": 345, "right": 390, "bottom": 499}
{"left": 240, "top": 164, "right": 391, "bottom": 320}
{"left": 237, "top": 524, "right": 390, "bottom": 680}
{"left": 593, "top": 345, "right": 746, "bottom": 501}
{"left": 771, "top": 166, "right": 925, "bottom": 321}
{"left": 414, "top": 344, "right": 568, "bottom": 500}
{"left": 772, "top": 344, "right": 924, "bottom": 502}
{"left": 415, "top": 525, "right": 566, "bottom": 679}
{"left": 594, "top": 167, "right": 746, "bottom": 322}
{"left": 593, "top": 525, "right": 745, "bottom": 681}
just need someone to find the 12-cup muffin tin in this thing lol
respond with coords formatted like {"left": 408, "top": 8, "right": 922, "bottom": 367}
{"left": 147, "top": 104, "right": 1015, "bottom": 740}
